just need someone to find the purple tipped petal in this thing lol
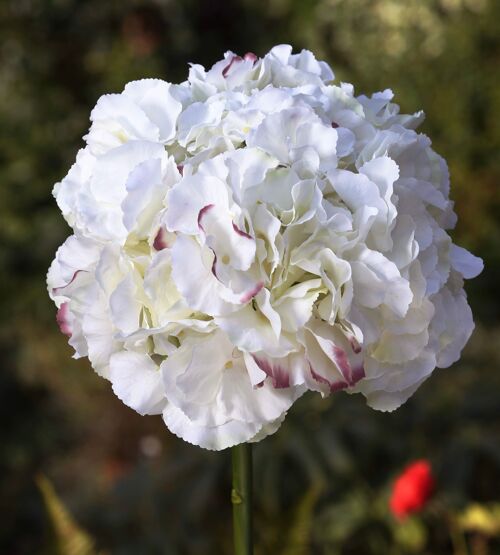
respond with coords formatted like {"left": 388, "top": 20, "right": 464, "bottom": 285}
{"left": 331, "top": 345, "right": 353, "bottom": 382}
{"left": 56, "top": 303, "right": 72, "bottom": 337}
{"left": 309, "top": 364, "right": 330, "bottom": 387}
{"left": 240, "top": 282, "right": 264, "bottom": 304}
{"left": 310, "top": 365, "right": 349, "bottom": 393}
{"left": 52, "top": 270, "right": 82, "bottom": 296}
{"left": 232, "top": 221, "right": 253, "bottom": 240}
{"left": 153, "top": 227, "right": 170, "bottom": 250}
{"left": 197, "top": 204, "right": 215, "bottom": 232}
{"left": 244, "top": 52, "right": 258, "bottom": 64}
{"left": 349, "top": 336, "right": 362, "bottom": 354}
{"left": 350, "top": 365, "right": 365, "bottom": 385}
{"left": 330, "top": 381, "right": 349, "bottom": 392}
{"left": 252, "top": 355, "right": 290, "bottom": 389}
{"left": 222, "top": 55, "right": 243, "bottom": 78}
{"left": 211, "top": 251, "right": 218, "bottom": 279}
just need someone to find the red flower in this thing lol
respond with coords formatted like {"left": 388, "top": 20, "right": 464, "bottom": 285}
{"left": 389, "top": 460, "right": 435, "bottom": 519}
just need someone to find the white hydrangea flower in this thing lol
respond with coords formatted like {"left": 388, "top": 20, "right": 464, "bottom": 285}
{"left": 48, "top": 45, "right": 483, "bottom": 450}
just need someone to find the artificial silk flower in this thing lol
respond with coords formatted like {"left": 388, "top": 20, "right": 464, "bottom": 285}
{"left": 48, "top": 44, "right": 483, "bottom": 450}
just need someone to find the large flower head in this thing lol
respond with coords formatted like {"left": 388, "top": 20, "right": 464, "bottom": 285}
{"left": 48, "top": 45, "right": 483, "bottom": 450}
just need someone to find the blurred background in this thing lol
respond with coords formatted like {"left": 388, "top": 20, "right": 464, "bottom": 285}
{"left": 1, "top": 0, "right": 499, "bottom": 553}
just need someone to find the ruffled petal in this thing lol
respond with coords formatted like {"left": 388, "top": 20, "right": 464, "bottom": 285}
{"left": 110, "top": 351, "right": 166, "bottom": 415}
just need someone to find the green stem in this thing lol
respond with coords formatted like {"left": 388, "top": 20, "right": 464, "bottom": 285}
{"left": 231, "top": 443, "right": 253, "bottom": 555}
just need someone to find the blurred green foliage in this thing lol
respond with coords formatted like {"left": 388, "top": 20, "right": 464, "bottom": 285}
{"left": 36, "top": 474, "right": 102, "bottom": 555}
{"left": 0, "top": 0, "right": 499, "bottom": 554}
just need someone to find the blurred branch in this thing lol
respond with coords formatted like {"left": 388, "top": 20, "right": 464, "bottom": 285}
{"left": 36, "top": 474, "right": 102, "bottom": 555}
{"left": 280, "top": 482, "right": 323, "bottom": 555}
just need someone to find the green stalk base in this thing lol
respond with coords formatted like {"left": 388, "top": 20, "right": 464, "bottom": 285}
{"left": 231, "top": 443, "right": 253, "bottom": 555}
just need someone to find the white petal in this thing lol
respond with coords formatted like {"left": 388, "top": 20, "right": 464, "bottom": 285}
{"left": 86, "top": 93, "right": 159, "bottom": 153}
{"left": 216, "top": 289, "right": 296, "bottom": 358}
{"left": 431, "top": 286, "right": 475, "bottom": 368}
{"left": 161, "top": 330, "right": 299, "bottom": 450}
{"left": 123, "top": 79, "right": 182, "bottom": 142}
{"left": 166, "top": 174, "right": 229, "bottom": 235}
{"left": 109, "top": 351, "right": 166, "bottom": 415}
{"left": 199, "top": 204, "right": 256, "bottom": 271}
{"left": 245, "top": 350, "right": 312, "bottom": 390}
{"left": 143, "top": 249, "right": 190, "bottom": 326}
{"left": 268, "top": 44, "right": 293, "bottom": 65}
{"left": 162, "top": 403, "right": 261, "bottom": 451}
{"left": 274, "top": 279, "right": 323, "bottom": 333}
{"left": 122, "top": 158, "right": 165, "bottom": 237}
{"left": 450, "top": 244, "right": 483, "bottom": 279}
{"left": 91, "top": 141, "right": 166, "bottom": 205}
{"left": 81, "top": 304, "right": 118, "bottom": 378}
{"left": 351, "top": 248, "right": 413, "bottom": 317}
{"left": 176, "top": 100, "right": 224, "bottom": 147}
{"left": 304, "top": 320, "right": 364, "bottom": 392}
{"left": 47, "top": 234, "right": 101, "bottom": 301}
{"left": 362, "top": 377, "right": 428, "bottom": 412}
{"left": 53, "top": 147, "right": 96, "bottom": 227}
{"left": 248, "top": 415, "right": 286, "bottom": 444}
{"left": 109, "top": 273, "right": 142, "bottom": 335}
{"left": 355, "top": 351, "right": 436, "bottom": 411}
{"left": 171, "top": 235, "right": 236, "bottom": 315}
{"left": 281, "top": 180, "right": 324, "bottom": 226}
{"left": 248, "top": 106, "right": 336, "bottom": 166}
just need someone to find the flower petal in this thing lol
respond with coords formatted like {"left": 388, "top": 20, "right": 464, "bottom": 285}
{"left": 109, "top": 351, "right": 166, "bottom": 415}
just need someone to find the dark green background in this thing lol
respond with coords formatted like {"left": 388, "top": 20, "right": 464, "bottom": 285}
{"left": 1, "top": 1, "right": 499, "bottom": 553}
